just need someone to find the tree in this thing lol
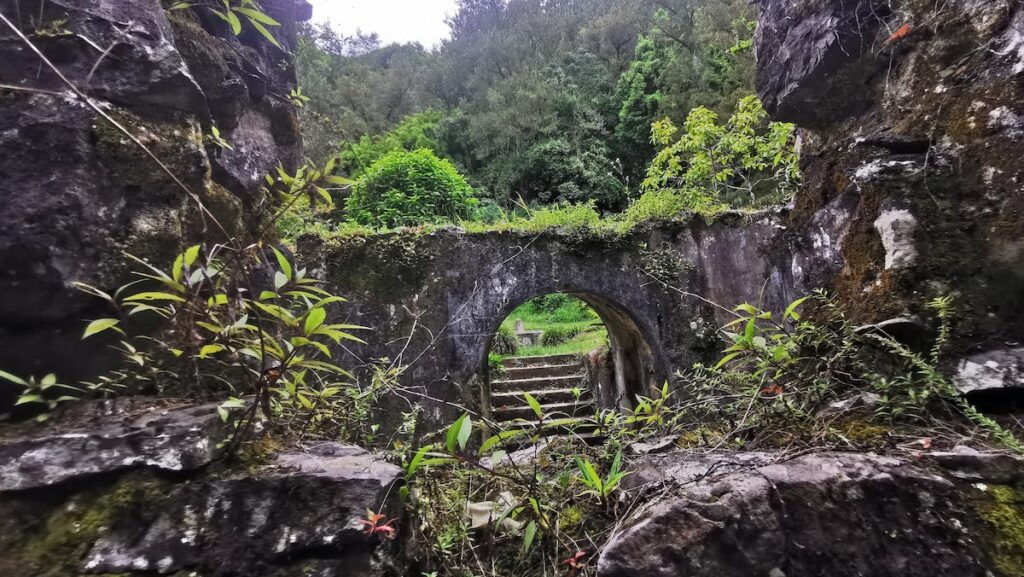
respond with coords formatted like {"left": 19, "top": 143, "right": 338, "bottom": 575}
{"left": 612, "top": 34, "right": 670, "bottom": 186}
{"left": 338, "top": 110, "right": 445, "bottom": 178}
{"left": 346, "top": 149, "right": 478, "bottom": 227}
{"left": 641, "top": 95, "right": 800, "bottom": 213}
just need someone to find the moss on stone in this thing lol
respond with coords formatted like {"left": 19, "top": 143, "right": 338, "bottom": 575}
{"left": 975, "top": 484, "right": 1024, "bottom": 577}
{"left": 17, "top": 475, "right": 169, "bottom": 577}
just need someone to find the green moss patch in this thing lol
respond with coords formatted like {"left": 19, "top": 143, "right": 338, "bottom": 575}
{"left": 13, "top": 475, "right": 169, "bottom": 577}
{"left": 975, "top": 484, "right": 1024, "bottom": 577}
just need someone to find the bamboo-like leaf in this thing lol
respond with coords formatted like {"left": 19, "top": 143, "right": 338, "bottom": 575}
{"left": 714, "top": 351, "right": 742, "bottom": 370}
{"left": 198, "top": 344, "right": 225, "bottom": 358}
{"left": 784, "top": 296, "right": 810, "bottom": 321}
{"left": 225, "top": 9, "right": 242, "bottom": 35}
{"left": 246, "top": 16, "right": 281, "bottom": 48}
{"left": 303, "top": 307, "right": 326, "bottom": 335}
{"left": 271, "top": 246, "right": 292, "bottom": 281}
{"left": 521, "top": 521, "right": 537, "bottom": 553}
{"left": 15, "top": 394, "right": 43, "bottom": 406}
{"left": 83, "top": 318, "right": 122, "bottom": 339}
{"left": 124, "top": 292, "right": 187, "bottom": 303}
{"left": 233, "top": 6, "right": 280, "bottom": 26}
{"left": 524, "top": 392, "right": 543, "bottom": 419}
{"left": 479, "top": 429, "right": 526, "bottom": 454}
{"left": 0, "top": 370, "right": 27, "bottom": 386}
{"left": 446, "top": 413, "right": 469, "bottom": 453}
{"left": 183, "top": 245, "right": 201, "bottom": 267}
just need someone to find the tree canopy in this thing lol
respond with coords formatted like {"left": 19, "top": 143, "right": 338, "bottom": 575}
{"left": 296, "top": 0, "right": 789, "bottom": 223}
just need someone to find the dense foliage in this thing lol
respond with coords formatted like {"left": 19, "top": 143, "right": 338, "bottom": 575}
{"left": 296, "top": 0, "right": 765, "bottom": 215}
{"left": 346, "top": 149, "right": 478, "bottom": 228}
{"left": 642, "top": 95, "right": 800, "bottom": 212}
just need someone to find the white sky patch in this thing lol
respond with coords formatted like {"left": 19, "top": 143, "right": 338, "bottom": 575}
{"left": 307, "top": 0, "right": 459, "bottom": 48}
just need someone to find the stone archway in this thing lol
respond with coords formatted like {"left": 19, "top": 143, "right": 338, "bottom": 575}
{"left": 298, "top": 216, "right": 793, "bottom": 430}
{"left": 476, "top": 290, "right": 662, "bottom": 421}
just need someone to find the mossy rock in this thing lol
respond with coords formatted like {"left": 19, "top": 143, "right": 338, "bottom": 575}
{"left": 0, "top": 474, "right": 171, "bottom": 577}
{"left": 974, "top": 484, "right": 1024, "bottom": 577}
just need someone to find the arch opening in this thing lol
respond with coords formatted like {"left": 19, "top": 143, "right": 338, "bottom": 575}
{"left": 479, "top": 291, "right": 658, "bottom": 427}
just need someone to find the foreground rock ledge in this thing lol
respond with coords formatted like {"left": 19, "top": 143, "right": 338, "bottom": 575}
{"left": 83, "top": 442, "right": 403, "bottom": 576}
{"left": 598, "top": 450, "right": 1024, "bottom": 577}
{"left": 0, "top": 400, "right": 229, "bottom": 492}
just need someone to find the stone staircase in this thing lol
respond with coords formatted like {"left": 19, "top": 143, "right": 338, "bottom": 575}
{"left": 490, "top": 353, "right": 594, "bottom": 432}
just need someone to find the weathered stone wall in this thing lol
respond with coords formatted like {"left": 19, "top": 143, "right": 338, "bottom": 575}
{"left": 0, "top": 0, "right": 311, "bottom": 408}
{"left": 756, "top": 0, "right": 1024, "bottom": 366}
{"left": 297, "top": 212, "right": 795, "bottom": 427}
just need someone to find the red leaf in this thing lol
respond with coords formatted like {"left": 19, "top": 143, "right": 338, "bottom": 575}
{"left": 886, "top": 23, "right": 912, "bottom": 43}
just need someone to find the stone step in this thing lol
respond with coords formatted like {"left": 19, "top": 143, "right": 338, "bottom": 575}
{"left": 501, "top": 353, "right": 580, "bottom": 369}
{"left": 492, "top": 400, "right": 594, "bottom": 421}
{"left": 491, "top": 374, "right": 583, "bottom": 393}
{"left": 491, "top": 387, "right": 591, "bottom": 408}
{"left": 501, "top": 363, "right": 582, "bottom": 380}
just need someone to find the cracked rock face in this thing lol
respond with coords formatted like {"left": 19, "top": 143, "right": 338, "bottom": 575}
{"left": 0, "top": 400, "right": 229, "bottom": 492}
{"left": 955, "top": 347, "right": 1024, "bottom": 394}
{"left": 756, "top": 0, "right": 1024, "bottom": 349}
{"left": 82, "top": 442, "right": 404, "bottom": 577}
{"left": 598, "top": 451, "right": 993, "bottom": 577}
{"left": 0, "top": 0, "right": 308, "bottom": 409}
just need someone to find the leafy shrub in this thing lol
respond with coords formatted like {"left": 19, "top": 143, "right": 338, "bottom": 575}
{"left": 642, "top": 95, "right": 799, "bottom": 214}
{"left": 338, "top": 110, "right": 445, "bottom": 178}
{"left": 492, "top": 325, "right": 519, "bottom": 356}
{"left": 514, "top": 202, "right": 602, "bottom": 233}
{"left": 541, "top": 326, "right": 583, "bottom": 347}
{"left": 619, "top": 188, "right": 690, "bottom": 230}
{"left": 346, "top": 149, "right": 478, "bottom": 228}
{"left": 488, "top": 352, "right": 506, "bottom": 378}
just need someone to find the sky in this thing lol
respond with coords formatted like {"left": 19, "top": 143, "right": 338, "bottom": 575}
{"left": 307, "top": 0, "right": 459, "bottom": 48}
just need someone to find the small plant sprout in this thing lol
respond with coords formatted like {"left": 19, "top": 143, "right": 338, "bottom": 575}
{"left": 206, "top": 125, "right": 233, "bottom": 150}
{"left": 358, "top": 509, "right": 398, "bottom": 540}
{"left": 575, "top": 449, "right": 629, "bottom": 504}
{"left": 289, "top": 87, "right": 310, "bottom": 108}
{"left": 169, "top": 1, "right": 283, "bottom": 48}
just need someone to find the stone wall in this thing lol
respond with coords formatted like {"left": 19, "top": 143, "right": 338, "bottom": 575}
{"left": 296, "top": 212, "right": 796, "bottom": 428}
{"left": 756, "top": 0, "right": 1024, "bottom": 364}
{"left": 0, "top": 0, "right": 311, "bottom": 409}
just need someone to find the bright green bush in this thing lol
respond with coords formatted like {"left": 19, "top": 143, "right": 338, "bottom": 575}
{"left": 541, "top": 326, "right": 584, "bottom": 347}
{"left": 642, "top": 95, "right": 799, "bottom": 214}
{"left": 339, "top": 110, "right": 445, "bottom": 178}
{"left": 346, "top": 149, "right": 478, "bottom": 228}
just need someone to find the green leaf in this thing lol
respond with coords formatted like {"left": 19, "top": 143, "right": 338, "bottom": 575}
{"left": 124, "top": 292, "right": 187, "bottom": 303}
{"left": 784, "top": 296, "right": 810, "bottom": 321}
{"left": 714, "top": 351, "right": 742, "bottom": 370}
{"left": 247, "top": 17, "right": 281, "bottom": 48}
{"left": 0, "top": 370, "right": 27, "bottom": 386}
{"left": 198, "top": 344, "right": 225, "bottom": 358}
{"left": 479, "top": 429, "right": 525, "bottom": 454}
{"left": 83, "top": 318, "right": 122, "bottom": 339}
{"left": 15, "top": 394, "right": 43, "bottom": 406}
{"left": 184, "top": 245, "right": 201, "bottom": 268}
{"left": 446, "top": 413, "right": 469, "bottom": 453}
{"left": 457, "top": 415, "right": 473, "bottom": 450}
{"left": 304, "top": 307, "right": 327, "bottom": 336}
{"left": 524, "top": 392, "right": 543, "bottom": 419}
{"left": 225, "top": 8, "right": 242, "bottom": 35}
{"left": 521, "top": 521, "right": 537, "bottom": 554}
{"left": 271, "top": 247, "right": 293, "bottom": 281}
{"left": 743, "top": 317, "right": 756, "bottom": 341}
{"left": 233, "top": 6, "right": 280, "bottom": 26}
